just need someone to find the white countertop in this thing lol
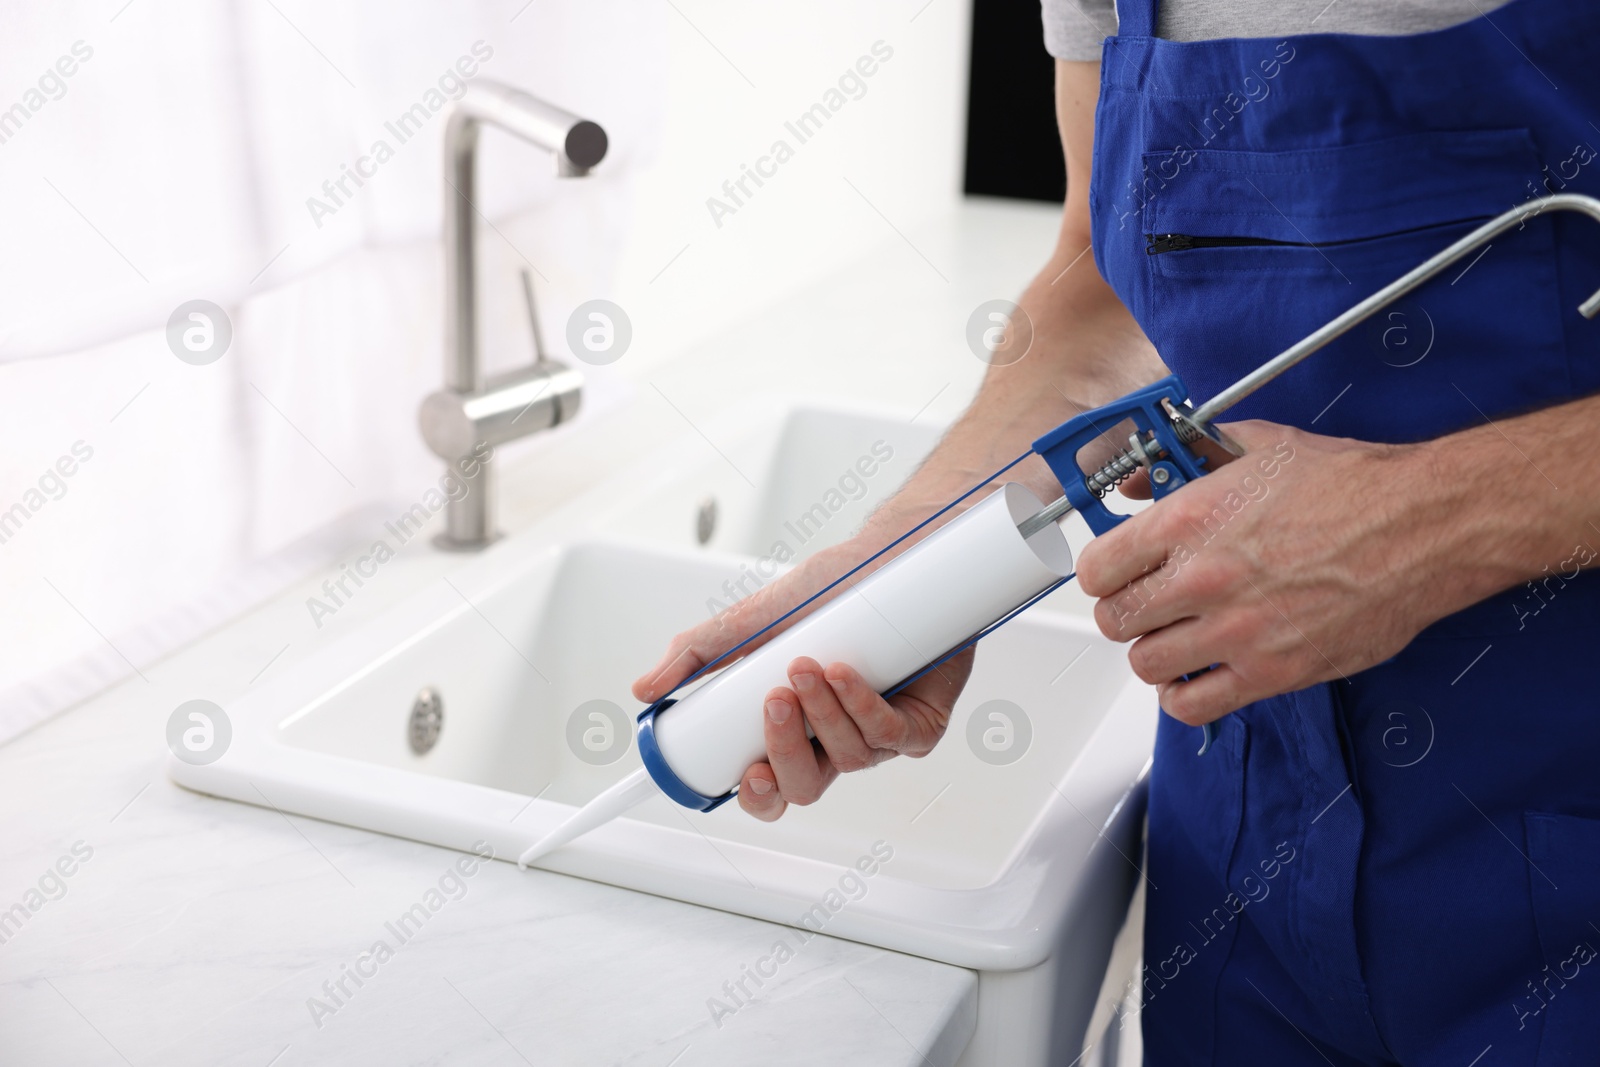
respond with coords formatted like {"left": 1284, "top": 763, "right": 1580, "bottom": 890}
{"left": 0, "top": 198, "right": 1063, "bottom": 1066}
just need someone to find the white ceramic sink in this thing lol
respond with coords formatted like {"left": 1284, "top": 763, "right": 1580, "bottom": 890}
{"left": 605, "top": 402, "right": 944, "bottom": 560}
{"left": 169, "top": 401, "right": 1156, "bottom": 1067}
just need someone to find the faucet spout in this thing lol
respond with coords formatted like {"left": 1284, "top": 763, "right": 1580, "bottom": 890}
{"left": 425, "top": 82, "right": 607, "bottom": 551}
{"left": 443, "top": 82, "right": 607, "bottom": 395}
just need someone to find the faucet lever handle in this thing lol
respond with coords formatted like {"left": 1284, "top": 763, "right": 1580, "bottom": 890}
{"left": 520, "top": 268, "right": 548, "bottom": 365}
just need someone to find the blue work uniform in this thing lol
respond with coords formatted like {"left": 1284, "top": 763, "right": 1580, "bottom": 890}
{"left": 1088, "top": 0, "right": 1600, "bottom": 1062}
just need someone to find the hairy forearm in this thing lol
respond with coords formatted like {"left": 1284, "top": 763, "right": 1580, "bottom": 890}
{"left": 1398, "top": 391, "right": 1600, "bottom": 623}
{"left": 864, "top": 237, "right": 1161, "bottom": 539}
{"left": 847, "top": 58, "right": 1159, "bottom": 544}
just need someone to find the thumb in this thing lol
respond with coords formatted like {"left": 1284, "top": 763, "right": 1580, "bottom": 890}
{"left": 1211, "top": 418, "right": 1291, "bottom": 454}
{"left": 630, "top": 549, "right": 832, "bottom": 702}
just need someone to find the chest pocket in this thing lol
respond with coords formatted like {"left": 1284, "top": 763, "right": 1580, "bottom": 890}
{"left": 1135, "top": 128, "right": 1572, "bottom": 444}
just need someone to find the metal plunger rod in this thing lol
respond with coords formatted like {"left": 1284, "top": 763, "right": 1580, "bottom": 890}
{"left": 1016, "top": 495, "right": 1076, "bottom": 538}
{"left": 1190, "top": 192, "right": 1600, "bottom": 427}
{"left": 1016, "top": 193, "right": 1600, "bottom": 535}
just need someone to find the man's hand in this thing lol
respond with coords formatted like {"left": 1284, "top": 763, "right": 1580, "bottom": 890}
{"left": 1076, "top": 420, "right": 1466, "bottom": 725}
{"left": 630, "top": 529, "right": 973, "bottom": 822}
{"left": 735, "top": 650, "right": 971, "bottom": 821}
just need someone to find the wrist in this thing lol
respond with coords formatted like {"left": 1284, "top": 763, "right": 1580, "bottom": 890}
{"left": 1390, "top": 434, "right": 1540, "bottom": 618}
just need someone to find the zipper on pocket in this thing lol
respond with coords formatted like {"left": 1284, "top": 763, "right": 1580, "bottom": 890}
{"left": 1146, "top": 217, "right": 1491, "bottom": 256}
{"left": 1145, "top": 233, "right": 1306, "bottom": 255}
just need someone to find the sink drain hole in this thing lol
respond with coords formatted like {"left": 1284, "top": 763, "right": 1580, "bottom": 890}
{"left": 409, "top": 688, "right": 444, "bottom": 755}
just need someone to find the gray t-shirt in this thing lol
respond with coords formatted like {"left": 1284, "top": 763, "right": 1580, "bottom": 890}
{"left": 1043, "top": 0, "right": 1515, "bottom": 62}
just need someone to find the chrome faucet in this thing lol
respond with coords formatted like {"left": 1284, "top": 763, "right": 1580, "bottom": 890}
{"left": 419, "top": 80, "right": 606, "bottom": 550}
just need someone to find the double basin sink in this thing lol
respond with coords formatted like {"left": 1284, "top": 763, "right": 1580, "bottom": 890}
{"left": 168, "top": 400, "right": 1157, "bottom": 1065}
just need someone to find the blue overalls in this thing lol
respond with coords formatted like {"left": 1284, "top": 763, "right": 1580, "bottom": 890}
{"left": 1088, "top": 0, "right": 1600, "bottom": 1062}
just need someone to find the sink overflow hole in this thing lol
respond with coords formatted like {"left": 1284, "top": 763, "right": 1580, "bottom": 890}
{"left": 696, "top": 496, "right": 717, "bottom": 546}
{"left": 409, "top": 688, "right": 443, "bottom": 755}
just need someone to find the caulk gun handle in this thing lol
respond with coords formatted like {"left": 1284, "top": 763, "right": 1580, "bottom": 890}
{"left": 1032, "top": 374, "right": 1212, "bottom": 538}
{"left": 1032, "top": 374, "right": 1221, "bottom": 756}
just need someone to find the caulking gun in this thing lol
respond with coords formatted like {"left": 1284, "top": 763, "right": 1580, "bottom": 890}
{"left": 518, "top": 193, "right": 1600, "bottom": 868}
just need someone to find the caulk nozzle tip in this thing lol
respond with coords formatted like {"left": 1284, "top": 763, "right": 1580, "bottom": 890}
{"left": 516, "top": 838, "right": 555, "bottom": 868}
{"left": 516, "top": 768, "right": 660, "bottom": 869}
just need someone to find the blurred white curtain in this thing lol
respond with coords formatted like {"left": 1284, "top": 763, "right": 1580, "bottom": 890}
{"left": 0, "top": 0, "right": 664, "bottom": 739}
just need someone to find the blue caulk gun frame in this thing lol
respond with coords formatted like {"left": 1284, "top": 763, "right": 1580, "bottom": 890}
{"left": 634, "top": 374, "right": 1224, "bottom": 815}
{"left": 1034, "top": 374, "right": 1223, "bottom": 755}
{"left": 1032, "top": 374, "right": 1212, "bottom": 535}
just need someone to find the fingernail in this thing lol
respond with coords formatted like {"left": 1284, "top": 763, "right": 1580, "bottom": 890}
{"left": 793, "top": 672, "right": 817, "bottom": 694}
{"left": 748, "top": 778, "right": 773, "bottom": 796}
{"left": 766, "top": 698, "right": 791, "bottom": 724}
{"left": 826, "top": 676, "right": 848, "bottom": 696}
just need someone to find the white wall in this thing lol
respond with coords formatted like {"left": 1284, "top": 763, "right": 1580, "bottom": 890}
{"left": 0, "top": 0, "right": 972, "bottom": 738}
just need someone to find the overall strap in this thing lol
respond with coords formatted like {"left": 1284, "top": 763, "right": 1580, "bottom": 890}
{"left": 1116, "top": 0, "right": 1159, "bottom": 38}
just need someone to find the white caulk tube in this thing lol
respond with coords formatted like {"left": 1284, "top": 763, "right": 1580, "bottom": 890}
{"left": 518, "top": 483, "right": 1073, "bottom": 866}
